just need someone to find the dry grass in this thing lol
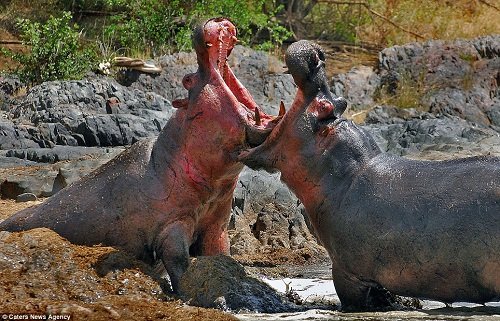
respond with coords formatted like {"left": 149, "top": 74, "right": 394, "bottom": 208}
{"left": 358, "top": 0, "right": 500, "bottom": 45}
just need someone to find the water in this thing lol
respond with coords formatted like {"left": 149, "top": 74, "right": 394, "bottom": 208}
{"left": 236, "top": 278, "right": 500, "bottom": 321}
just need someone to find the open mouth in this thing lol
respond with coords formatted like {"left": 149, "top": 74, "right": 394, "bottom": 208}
{"left": 202, "top": 17, "right": 282, "bottom": 147}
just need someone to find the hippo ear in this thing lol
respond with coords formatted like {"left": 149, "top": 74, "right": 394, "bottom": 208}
{"left": 314, "top": 52, "right": 325, "bottom": 71}
{"left": 333, "top": 97, "right": 348, "bottom": 118}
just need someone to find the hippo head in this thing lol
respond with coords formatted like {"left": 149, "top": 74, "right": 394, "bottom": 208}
{"left": 240, "top": 40, "right": 379, "bottom": 179}
{"left": 171, "top": 18, "right": 278, "bottom": 176}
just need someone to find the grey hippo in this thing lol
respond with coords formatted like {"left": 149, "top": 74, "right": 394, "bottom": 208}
{"left": 0, "top": 18, "right": 279, "bottom": 293}
{"left": 240, "top": 40, "right": 500, "bottom": 311}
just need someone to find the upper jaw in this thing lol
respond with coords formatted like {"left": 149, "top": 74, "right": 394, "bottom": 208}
{"left": 238, "top": 40, "right": 349, "bottom": 162}
{"left": 199, "top": 17, "right": 281, "bottom": 147}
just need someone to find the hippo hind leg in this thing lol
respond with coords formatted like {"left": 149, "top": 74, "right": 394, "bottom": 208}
{"left": 333, "top": 267, "right": 398, "bottom": 311}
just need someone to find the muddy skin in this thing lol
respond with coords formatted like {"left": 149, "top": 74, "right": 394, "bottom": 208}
{"left": 240, "top": 40, "right": 500, "bottom": 311}
{"left": 0, "top": 18, "right": 277, "bottom": 293}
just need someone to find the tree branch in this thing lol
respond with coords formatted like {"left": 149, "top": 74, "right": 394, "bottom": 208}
{"left": 318, "top": 0, "right": 425, "bottom": 40}
{"left": 0, "top": 40, "right": 23, "bottom": 45}
{"left": 478, "top": 0, "right": 499, "bottom": 11}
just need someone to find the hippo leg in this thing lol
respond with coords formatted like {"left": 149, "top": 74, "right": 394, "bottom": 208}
{"left": 200, "top": 199, "right": 232, "bottom": 255}
{"left": 333, "top": 265, "right": 396, "bottom": 311}
{"left": 189, "top": 198, "right": 232, "bottom": 256}
{"left": 157, "top": 222, "right": 193, "bottom": 293}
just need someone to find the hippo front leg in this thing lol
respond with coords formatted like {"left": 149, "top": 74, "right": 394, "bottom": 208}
{"left": 157, "top": 221, "right": 193, "bottom": 293}
{"left": 191, "top": 198, "right": 232, "bottom": 256}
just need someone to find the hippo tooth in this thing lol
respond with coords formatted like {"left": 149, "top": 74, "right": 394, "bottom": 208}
{"left": 279, "top": 101, "right": 286, "bottom": 116}
{"left": 205, "top": 42, "right": 213, "bottom": 48}
{"left": 255, "top": 107, "right": 262, "bottom": 126}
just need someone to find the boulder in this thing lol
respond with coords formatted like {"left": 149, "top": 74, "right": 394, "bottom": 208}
{"left": 6, "top": 78, "right": 174, "bottom": 148}
{"left": 363, "top": 105, "right": 500, "bottom": 159}
{"left": 0, "top": 147, "right": 123, "bottom": 198}
{"left": 332, "top": 66, "right": 380, "bottom": 110}
{"left": 179, "top": 255, "right": 300, "bottom": 313}
{"left": 377, "top": 35, "right": 500, "bottom": 128}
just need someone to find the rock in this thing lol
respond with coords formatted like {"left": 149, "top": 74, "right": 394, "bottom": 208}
{"left": 0, "top": 154, "right": 38, "bottom": 168}
{"left": 0, "top": 120, "right": 40, "bottom": 149}
{"left": 332, "top": 66, "right": 380, "bottom": 111}
{"left": 0, "top": 147, "right": 123, "bottom": 198}
{"left": 229, "top": 167, "right": 327, "bottom": 263}
{"left": 127, "top": 46, "right": 295, "bottom": 116}
{"left": 179, "top": 255, "right": 300, "bottom": 313}
{"left": 0, "top": 75, "right": 23, "bottom": 111}
{"left": 5, "top": 146, "right": 124, "bottom": 163}
{"left": 377, "top": 35, "right": 500, "bottom": 127}
{"left": 363, "top": 105, "right": 500, "bottom": 159}
{"left": 15, "top": 193, "right": 37, "bottom": 202}
{"left": 0, "top": 165, "right": 58, "bottom": 198}
{"left": 6, "top": 77, "right": 174, "bottom": 148}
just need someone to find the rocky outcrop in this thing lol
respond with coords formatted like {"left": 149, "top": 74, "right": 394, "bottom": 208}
{"left": 332, "top": 65, "right": 380, "bottom": 111}
{"left": 4, "top": 78, "right": 173, "bottom": 148}
{"left": 333, "top": 35, "right": 500, "bottom": 158}
{"left": 126, "top": 46, "right": 295, "bottom": 116}
{"left": 0, "top": 147, "right": 123, "bottom": 198}
{"left": 230, "top": 168, "right": 326, "bottom": 263}
{"left": 363, "top": 105, "right": 500, "bottom": 159}
{"left": 378, "top": 35, "right": 500, "bottom": 128}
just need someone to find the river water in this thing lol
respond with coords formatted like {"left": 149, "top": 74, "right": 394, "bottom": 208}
{"left": 236, "top": 276, "right": 500, "bottom": 321}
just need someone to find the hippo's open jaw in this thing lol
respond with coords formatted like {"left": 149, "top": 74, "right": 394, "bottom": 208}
{"left": 201, "top": 18, "right": 281, "bottom": 147}
{"left": 238, "top": 40, "right": 348, "bottom": 167}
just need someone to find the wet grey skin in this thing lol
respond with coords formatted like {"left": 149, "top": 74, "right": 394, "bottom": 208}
{"left": 0, "top": 18, "right": 275, "bottom": 294}
{"left": 240, "top": 40, "right": 500, "bottom": 311}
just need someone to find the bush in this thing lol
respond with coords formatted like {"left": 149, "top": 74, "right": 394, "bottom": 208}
{"left": 2, "top": 12, "right": 97, "bottom": 85}
{"left": 104, "top": 0, "right": 183, "bottom": 56}
{"left": 178, "top": 0, "right": 292, "bottom": 51}
{"left": 103, "top": 0, "right": 291, "bottom": 56}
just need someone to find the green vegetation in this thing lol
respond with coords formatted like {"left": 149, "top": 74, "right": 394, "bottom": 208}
{"left": 1, "top": 12, "right": 97, "bottom": 85}
{"left": 0, "top": 0, "right": 497, "bottom": 85}
{"left": 0, "top": 0, "right": 292, "bottom": 84}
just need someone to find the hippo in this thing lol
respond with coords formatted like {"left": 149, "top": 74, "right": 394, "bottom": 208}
{"left": 0, "top": 18, "right": 278, "bottom": 293}
{"left": 240, "top": 40, "right": 500, "bottom": 311}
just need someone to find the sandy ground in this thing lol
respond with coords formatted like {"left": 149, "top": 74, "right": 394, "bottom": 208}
{"left": 0, "top": 200, "right": 238, "bottom": 321}
{"left": 0, "top": 199, "right": 43, "bottom": 220}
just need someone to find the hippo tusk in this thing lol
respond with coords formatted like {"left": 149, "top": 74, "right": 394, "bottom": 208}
{"left": 255, "top": 106, "right": 262, "bottom": 126}
{"left": 279, "top": 101, "right": 286, "bottom": 117}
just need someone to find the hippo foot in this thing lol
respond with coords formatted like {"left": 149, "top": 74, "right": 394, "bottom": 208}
{"left": 340, "top": 284, "right": 422, "bottom": 312}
